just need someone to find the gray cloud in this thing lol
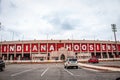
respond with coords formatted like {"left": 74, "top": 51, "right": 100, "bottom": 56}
{"left": 43, "top": 13, "right": 80, "bottom": 31}
{"left": 0, "top": 0, "right": 120, "bottom": 41}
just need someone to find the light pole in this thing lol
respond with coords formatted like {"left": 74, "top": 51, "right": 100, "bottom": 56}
{"left": 0, "top": 22, "right": 2, "bottom": 59}
{"left": 111, "top": 24, "right": 118, "bottom": 57}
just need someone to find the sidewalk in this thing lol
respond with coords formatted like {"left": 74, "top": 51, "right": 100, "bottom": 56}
{"left": 78, "top": 63, "right": 120, "bottom": 72}
{"left": 5, "top": 60, "right": 63, "bottom": 64}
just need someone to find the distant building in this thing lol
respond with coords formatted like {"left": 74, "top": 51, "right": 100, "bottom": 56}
{"left": 0, "top": 40, "right": 120, "bottom": 61}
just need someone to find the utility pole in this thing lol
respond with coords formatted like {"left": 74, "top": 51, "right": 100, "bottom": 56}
{"left": 111, "top": 24, "right": 118, "bottom": 57}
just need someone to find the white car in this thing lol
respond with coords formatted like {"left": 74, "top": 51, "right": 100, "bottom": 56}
{"left": 64, "top": 58, "right": 78, "bottom": 69}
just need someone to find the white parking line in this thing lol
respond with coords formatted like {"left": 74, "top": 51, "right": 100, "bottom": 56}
{"left": 41, "top": 67, "right": 49, "bottom": 77}
{"left": 64, "top": 69, "right": 74, "bottom": 76}
{"left": 11, "top": 68, "right": 35, "bottom": 77}
{"left": 74, "top": 75, "right": 81, "bottom": 76}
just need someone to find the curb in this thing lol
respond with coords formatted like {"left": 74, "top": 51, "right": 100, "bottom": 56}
{"left": 78, "top": 63, "right": 120, "bottom": 72}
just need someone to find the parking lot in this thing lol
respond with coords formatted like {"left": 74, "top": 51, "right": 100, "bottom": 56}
{"left": 0, "top": 62, "right": 120, "bottom": 80}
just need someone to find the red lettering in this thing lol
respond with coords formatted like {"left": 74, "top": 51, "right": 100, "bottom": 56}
{"left": 48, "top": 43, "right": 55, "bottom": 52}
{"left": 24, "top": 44, "right": 30, "bottom": 53}
{"left": 40, "top": 43, "right": 47, "bottom": 52}
{"left": 65, "top": 43, "right": 72, "bottom": 51}
{"left": 2, "top": 45, "right": 7, "bottom": 53}
{"left": 107, "top": 44, "right": 112, "bottom": 52}
{"left": 81, "top": 44, "right": 87, "bottom": 52}
{"left": 112, "top": 44, "right": 116, "bottom": 51}
{"left": 31, "top": 44, "right": 38, "bottom": 52}
{"left": 96, "top": 44, "right": 101, "bottom": 52}
{"left": 73, "top": 43, "right": 80, "bottom": 52}
{"left": 9, "top": 44, "right": 15, "bottom": 52}
{"left": 102, "top": 44, "right": 106, "bottom": 51}
{"left": 118, "top": 45, "right": 120, "bottom": 51}
{"left": 57, "top": 43, "right": 64, "bottom": 51}
{"left": 89, "top": 44, "right": 94, "bottom": 52}
{"left": 16, "top": 44, "right": 22, "bottom": 52}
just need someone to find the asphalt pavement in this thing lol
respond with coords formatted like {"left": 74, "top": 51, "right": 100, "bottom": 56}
{"left": 0, "top": 63, "right": 120, "bottom": 80}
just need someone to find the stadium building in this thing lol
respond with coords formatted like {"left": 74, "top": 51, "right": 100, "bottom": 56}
{"left": 0, "top": 40, "right": 120, "bottom": 61}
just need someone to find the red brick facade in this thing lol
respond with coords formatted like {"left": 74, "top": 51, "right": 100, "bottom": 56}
{"left": 0, "top": 40, "right": 120, "bottom": 60}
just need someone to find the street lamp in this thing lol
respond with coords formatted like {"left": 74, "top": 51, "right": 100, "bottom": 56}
{"left": 0, "top": 22, "right": 2, "bottom": 59}
{"left": 111, "top": 24, "right": 117, "bottom": 41}
{"left": 111, "top": 24, "right": 118, "bottom": 56}
{"left": 0, "top": 22, "right": 1, "bottom": 30}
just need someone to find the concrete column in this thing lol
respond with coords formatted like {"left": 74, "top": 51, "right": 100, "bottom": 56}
{"left": 55, "top": 43, "right": 58, "bottom": 60}
{"left": 7, "top": 44, "right": 9, "bottom": 60}
{"left": 37, "top": 43, "right": 40, "bottom": 60}
{"left": 47, "top": 42, "right": 48, "bottom": 60}
{"left": 106, "top": 43, "right": 109, "bottom": 58}
{"left": 100, "top": 43, "right": 103, "bottom": 58}
{"left": 106, "top": 52, "right": 109, "bottom": 58}
{"left": 112, "top": 44, "right": 115, "bottom": 58}
{"left": 101, "top": 52, "right": 103, "bottom": 58}
{"left": 22, "top": 43, "right": 24, "bottom": 58}
{"left": 87, "top": 43, "right": 89, "bottom": 53}
{"left": 30, "top": 43, "right": 31, "bottom": 60}
{"left": 94, "top": 42, "right": 96, "bottom": 57}
{"left": 38, "top": 43, "right": 40, "bottom": 54}
{"left": 94, "top": 52, "right": 96, "bottom": 56}
{"left": 80, "top": 43, "right": 81, "bottom": 58}
{"left": 14, "top": 44, "right": 16, "bottom": 60}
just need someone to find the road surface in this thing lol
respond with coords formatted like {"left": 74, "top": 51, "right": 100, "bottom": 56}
{"left": 0, "top": 63, "right": 120, "bottom": 80}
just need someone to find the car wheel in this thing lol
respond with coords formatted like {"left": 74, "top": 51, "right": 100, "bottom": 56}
{"left": 76, "top": 66, "right": 78, "bottom": 69}
{"left": 64, "top": 66, "right": 66, "bottom": 68}
{"left": 116, "top": 77, "right": 120, "bottom": 80}
{"left": 66, "top": 66, "right": 69, "bottom": 69}
{"left": 1, "top": 67, "right": 5, "bottom": 71}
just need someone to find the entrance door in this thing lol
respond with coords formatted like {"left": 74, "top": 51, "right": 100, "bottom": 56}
{"left": 60, "top": 54, "right": 65, "bottom": 60}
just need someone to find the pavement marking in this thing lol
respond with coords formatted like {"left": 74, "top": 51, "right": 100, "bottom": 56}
{"left": 64, "top": 69, "right": 74, "bottom": 76}
{"left": 41, "top": 67, "right": 49, "bottom": 77}
{"left": 74, "top": 75, "right": 81, "bottom": 76}
{"left": 11, "top": 68, "right": 35, "bottom": 77}
{"left": 56, "top": 64, "right": 57, "bottom": 66}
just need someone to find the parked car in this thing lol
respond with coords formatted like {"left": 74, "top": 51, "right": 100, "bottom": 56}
{"left": 64, "top": 58, "right": 78, "bottom": 69}
{"left": 0, "top": 60, "right": 5, "bottom": 71}
{"left": 88, "top": 57, "right": 99, "bottom": 63}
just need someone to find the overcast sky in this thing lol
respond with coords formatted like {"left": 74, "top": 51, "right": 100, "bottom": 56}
{"left": 0, "top": 0, "right": 120, "bottom": 41}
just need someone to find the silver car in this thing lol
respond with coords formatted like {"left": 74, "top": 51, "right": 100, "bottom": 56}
{"left": 64, "top": 58, "right": 78, "bottom": 69}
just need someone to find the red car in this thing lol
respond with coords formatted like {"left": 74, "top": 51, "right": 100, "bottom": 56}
{"left": 88, "top": 57, "right": 99, "bottom": 63}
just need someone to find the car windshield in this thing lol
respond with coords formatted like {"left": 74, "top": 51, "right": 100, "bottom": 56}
{"left": 69, "top": 59, "right": 77, "bottom": 61}
{"left": 0, "top": 60, "right": 3, "bottom": 63}
{"left": 91, "top": 58, "right": 97, "bottom": 59}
